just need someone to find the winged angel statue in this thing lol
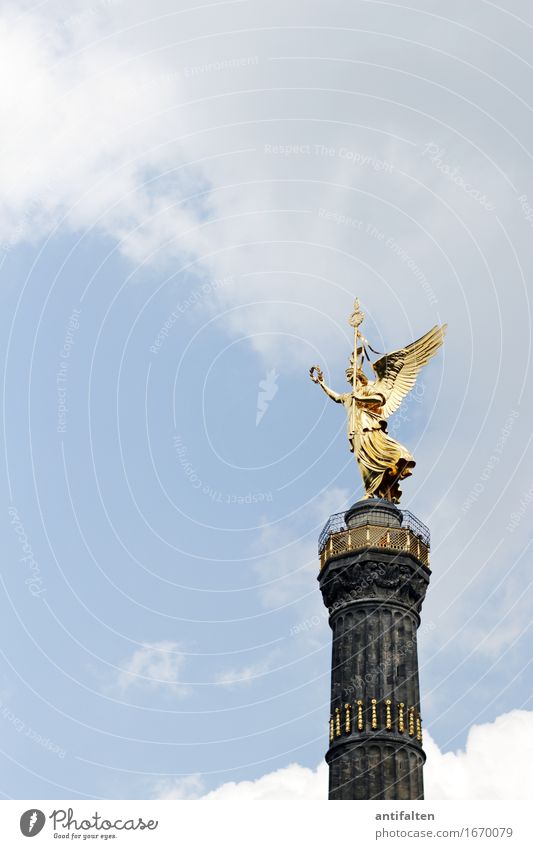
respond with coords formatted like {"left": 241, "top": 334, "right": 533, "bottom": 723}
{"left": 310, "top": 300, "right": 446, "bottom": 503}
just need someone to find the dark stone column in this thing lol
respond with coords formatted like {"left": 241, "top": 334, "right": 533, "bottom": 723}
{"left": 318, "top": 500, "right": 430, "bottom": 800}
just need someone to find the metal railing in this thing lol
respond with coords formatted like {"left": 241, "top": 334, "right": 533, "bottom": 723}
{"left": 318, "top": 508, "right": 430, "bottom": 570}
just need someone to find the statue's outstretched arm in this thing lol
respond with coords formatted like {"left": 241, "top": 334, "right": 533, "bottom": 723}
{"left": 309, "top": 365, "right": 342, "bottom": 402}
{"left": 318, "top": 380, "right": 343, "bottom": 403}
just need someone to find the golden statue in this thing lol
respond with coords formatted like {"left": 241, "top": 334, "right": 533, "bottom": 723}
{"left": 310, "top": 300, "right": 446, "bottom": 503}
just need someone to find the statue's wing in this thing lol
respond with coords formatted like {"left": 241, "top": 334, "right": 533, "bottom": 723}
{"left": 371, "top": 324, "right": 447, "bottom": 418}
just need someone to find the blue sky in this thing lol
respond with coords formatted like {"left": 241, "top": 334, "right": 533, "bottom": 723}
{"left": 0, "top": 0, "right": 532, "bottom": 799}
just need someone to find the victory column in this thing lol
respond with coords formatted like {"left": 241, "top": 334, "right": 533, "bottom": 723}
{"left": 310, "top": 300, "right": 446, "bottom": 800}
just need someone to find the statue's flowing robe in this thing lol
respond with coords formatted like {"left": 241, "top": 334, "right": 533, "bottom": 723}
{"left": 342, "top": 386, "right": 415, "bottom": 502}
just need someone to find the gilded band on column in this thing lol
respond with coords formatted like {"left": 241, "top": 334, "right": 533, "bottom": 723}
{"left": 335, "top": 707, "right": 341, "bottom": 737}
{"left": 344, "top": 703, "right": 351, "bottom": 734}
{"left": 356, "top": 699, "right": 364, "bottom": 731}
{"left": 328, "top": 700, "right": 423, "bottom": 740}
{"left": 385, "top": 699, "right": 392, "bottom": 730}
{"left": 408, "top": 706, "right": 415, "bottom": 737}
{"left": 398, "top": 702, "right": 405, "bottom": 733}
{"left": 371, "top": 698, "right": 377, "bottom": 730}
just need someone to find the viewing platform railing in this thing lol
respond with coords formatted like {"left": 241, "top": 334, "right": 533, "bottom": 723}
{"left": 319, "top": 508, "right": 430, "bottom": 570}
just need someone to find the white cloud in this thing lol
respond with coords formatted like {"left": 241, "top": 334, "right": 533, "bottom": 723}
{"left": 153, "top": 710, "right": 533, "bottom": 799}
{"left": 0, "top": 0, "right": 515, "bottom": 372}
{"left": 215, "top": 651, "right": 278, "bottom": 687}
{"left": 158, "top": 762, "right": 328, "bottom": 801}
{"left": 117, "top": 641, "right": 190, "bottom": 696}
{"left": 201, "top": 761, "right": 328, "bottom": 800}
{"left": 155, "top": 774, "right": 206, "bottom": 801}
{"left": 424, "top": 710, "right": 533, "bottom": 800}
{"left": 0, "top": 6, "right": 206, "bottom": 260}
